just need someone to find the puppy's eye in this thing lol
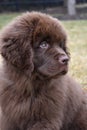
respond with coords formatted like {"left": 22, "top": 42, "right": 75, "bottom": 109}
{"left": 39, "top": 41, "right": 49, "bottom": 49}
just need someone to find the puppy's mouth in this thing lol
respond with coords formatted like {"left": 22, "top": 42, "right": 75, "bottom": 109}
{"left": 60, "top": 70, "right": 67, "bottom": 75}
{"left": 53, "top": 63, "right": 68, "bottom": 77}
{"left": 37, "top": 63, "right": 69, "bottom": 79}
{"left": 59, "top": 64, "right": 68, "bottom": 75}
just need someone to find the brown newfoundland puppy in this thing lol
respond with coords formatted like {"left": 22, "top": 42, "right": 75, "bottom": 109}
{"left": 0, "top": 12, "right": 87, "bottom": 130}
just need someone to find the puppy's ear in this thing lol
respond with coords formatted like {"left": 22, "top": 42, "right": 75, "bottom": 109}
{"left": 0, "top": 16, "right": 36, "bottom": 77}
{"left": 1, "top": 37, "right": 34, "bottom": 77}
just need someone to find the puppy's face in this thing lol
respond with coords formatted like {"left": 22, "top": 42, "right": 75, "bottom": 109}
{"left": 32, "top": 16, "right": 69, "bottom": 78}
{"left": 1, "top": 12, "right": 69, "bottom": 78}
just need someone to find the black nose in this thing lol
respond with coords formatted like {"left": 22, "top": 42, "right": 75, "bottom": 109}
{"left": 59, "top": 55, "right": 69, "bottom": 65}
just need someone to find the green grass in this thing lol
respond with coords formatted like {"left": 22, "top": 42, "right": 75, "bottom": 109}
{"left": 63, "top": 21, "right": 87, "bottom": 88}
{"left": 0, "top": 13, "right": 20, "bottom": 29}
{"left": 0, "top": 13, "right": 87, "bottom": 88}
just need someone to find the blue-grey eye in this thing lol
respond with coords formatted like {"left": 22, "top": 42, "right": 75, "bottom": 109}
{"left": 39, "top": 41, "right": 49, "bottom": 49}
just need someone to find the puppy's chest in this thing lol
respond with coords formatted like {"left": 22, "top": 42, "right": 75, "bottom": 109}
{"left": 20, "top": 88, "right": 59, "bottom": 120}
{"left": 2, "top": 84, "right": 63, "bottom": 129}
{"left": 21, "top": 91, "right": 60, "bottom": 129}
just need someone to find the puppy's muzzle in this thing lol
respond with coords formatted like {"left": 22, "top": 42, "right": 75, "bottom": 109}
{"left": 54, "top": 54, "right": 69, "bottom": 66}
{"left": 59, "top": 55, "right": 69, "bottom": 65}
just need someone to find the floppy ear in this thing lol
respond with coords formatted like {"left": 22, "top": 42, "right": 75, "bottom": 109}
{"left": 1, "top": 37, "right": 34, "bottom": 77}
{"left": 0, "top": 18, "right": 35, "bottom": 77}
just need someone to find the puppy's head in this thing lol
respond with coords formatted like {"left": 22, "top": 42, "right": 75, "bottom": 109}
{"left": 0, "top": 12, "right": 70, "bottom": 79}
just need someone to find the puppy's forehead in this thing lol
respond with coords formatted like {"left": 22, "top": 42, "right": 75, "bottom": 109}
{"left": 30, "top": 12, "right": 67, "bottom": 41}
{"left": 1, "top": 12, "right": 67, "bottom": 43}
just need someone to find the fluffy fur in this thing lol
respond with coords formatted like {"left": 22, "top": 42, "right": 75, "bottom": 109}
{"left": 0, "top": 12, "right": 87, "bottom": 130}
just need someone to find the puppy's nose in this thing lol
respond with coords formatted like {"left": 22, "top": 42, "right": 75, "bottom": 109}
{"left": 59, "top": 55, "right": 69, "bottom": 65}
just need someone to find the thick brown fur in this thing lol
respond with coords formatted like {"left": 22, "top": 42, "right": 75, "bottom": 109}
{"left": 0, "top": 12, "right": 87, "bottom": 130}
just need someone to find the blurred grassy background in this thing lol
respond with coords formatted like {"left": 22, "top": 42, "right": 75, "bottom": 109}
{"left": 63, "top": 21, "right": 87, "bottom": 88}
{"left": 0, "top": 13, "right": 87, "bottom": 88}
